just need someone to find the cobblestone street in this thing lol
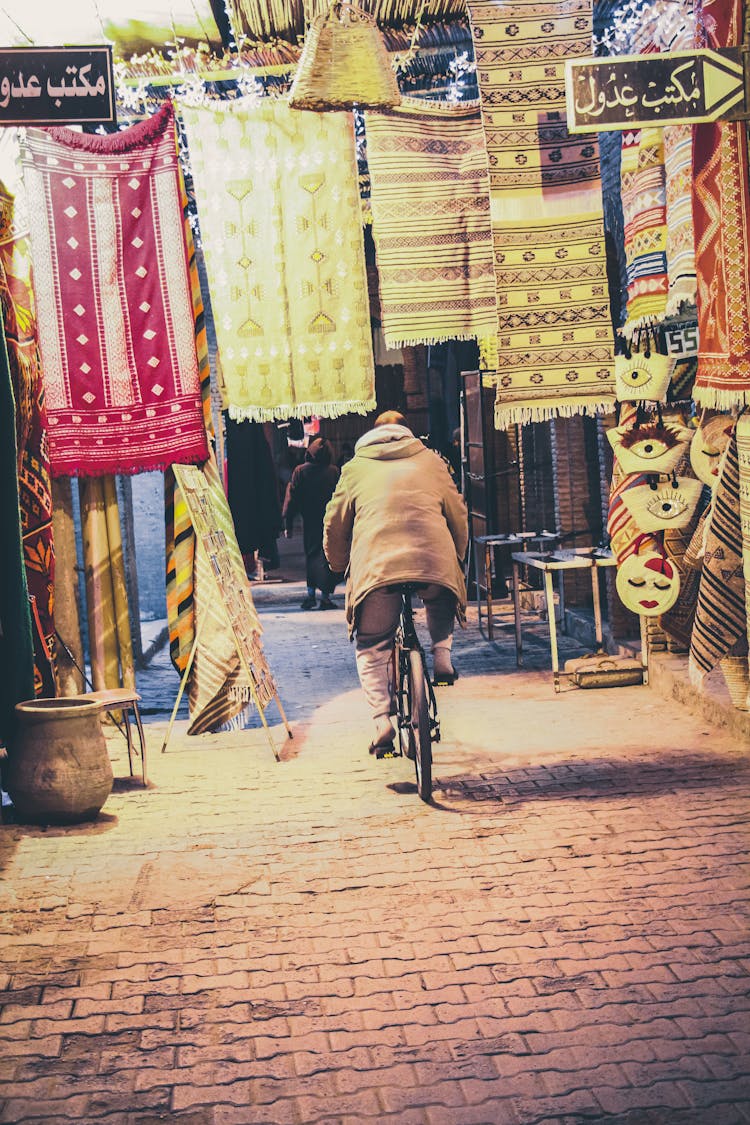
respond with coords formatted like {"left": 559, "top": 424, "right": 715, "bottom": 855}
{"left": 1, "top": 574, "right": 749, "bottom": 1124}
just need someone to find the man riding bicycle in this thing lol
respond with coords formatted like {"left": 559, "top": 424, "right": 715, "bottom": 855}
{"left": 323, "top": 411, "right": 469, "bottom": 755}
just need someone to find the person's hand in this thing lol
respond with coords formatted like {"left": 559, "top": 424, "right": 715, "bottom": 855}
{"left": 284, "top": 528, "right": 292, "bottom": 539}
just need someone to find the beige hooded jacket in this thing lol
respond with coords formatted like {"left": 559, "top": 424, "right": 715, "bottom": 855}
{"left": 323, "top": 423, "right": 469, "bottom": 631}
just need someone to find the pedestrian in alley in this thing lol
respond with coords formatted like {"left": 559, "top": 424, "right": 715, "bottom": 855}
{"left": 283, "top": 436, "right": 341, "bottom": 610}
{"left": 323, "top": 410, "right": 469, "bottom": 754}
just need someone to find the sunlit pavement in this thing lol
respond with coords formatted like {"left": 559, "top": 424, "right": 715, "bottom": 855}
{"left": 1, "top": 583, "right": 749, "bottom": 1124}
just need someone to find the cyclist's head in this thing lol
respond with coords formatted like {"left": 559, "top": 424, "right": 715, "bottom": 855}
{"left": 374, "top": 410, "right": 409, "bottom": 430}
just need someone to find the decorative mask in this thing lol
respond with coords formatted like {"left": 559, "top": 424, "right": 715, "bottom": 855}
{"left": 607, "top": 422, "right": 693, "bottom": 475}
{"left": 689, "top": 416, "right": 734, "bottom": 487}
{"left": 616, "top": 550, "right": 680, "bottom": 616}
{"left": 620, "top": 474, "right": 703, "bottom": 533}
{"left": 614, "top": 350, "right": 672, "bottom": 403}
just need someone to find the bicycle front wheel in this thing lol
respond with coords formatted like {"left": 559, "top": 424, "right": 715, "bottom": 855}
{"left": 408, "top": 649, "right": 432, "bottom": 802}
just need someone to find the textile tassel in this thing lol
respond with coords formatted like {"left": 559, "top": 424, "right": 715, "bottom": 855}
{"left": 79, "top": 477, "right": 119, "bottom": 693}
{"left": 102, "top": 475, "right": 135, "bottom": 693}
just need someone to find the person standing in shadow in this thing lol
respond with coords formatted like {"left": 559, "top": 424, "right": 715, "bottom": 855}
{"left": 283, "top": 437, "right": 341, "bottom": 609}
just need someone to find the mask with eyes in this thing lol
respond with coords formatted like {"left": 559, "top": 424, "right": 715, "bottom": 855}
{"left": 607, "top": 422, "right": 693, "bottom": 475}
{"left": 620, "top": 473, "right": 703, "bottom": 533}
{"left": 614, "top": 350, "right": 672, "bottom": 403}
{"left": 616, "top": 549, "right": 680, "bottom": 616}
{"left": 689, "top": 416, "right": 734, "bottom": 487}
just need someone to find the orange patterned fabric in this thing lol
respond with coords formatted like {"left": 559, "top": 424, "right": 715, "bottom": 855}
{"left": 0, "top": 183, "right": 55, "bottom": 696}
{"left": 692, "top": 0, "right": 750, "bottom": 409}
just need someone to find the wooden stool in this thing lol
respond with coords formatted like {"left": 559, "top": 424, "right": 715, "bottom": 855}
{"left": 87, "top": 689, "right": 148, "bottom": 787}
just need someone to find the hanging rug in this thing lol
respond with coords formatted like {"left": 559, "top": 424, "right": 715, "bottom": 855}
{"left": 20, "top": 101, "right": 208, "bottom": 476}
{"left": 466, "top": 0, "right": 616, "bottom": 428}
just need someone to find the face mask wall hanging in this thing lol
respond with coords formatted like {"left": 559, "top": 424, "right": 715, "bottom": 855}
{"left": 616, "top": 549, "right": 680, "bottom": 616}
{"left": 689, "top": 415, "right": 734, "bottom": 487}
{"left": 607, "top": 421, "right": 693, "bottom": 475}
{"left": 614, "top": 331, "right": 672, "bottom": 403}
{"left": 620, "top": 473, "right": 703, "bottom": 533}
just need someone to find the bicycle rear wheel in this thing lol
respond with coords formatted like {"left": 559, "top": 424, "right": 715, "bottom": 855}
{"left": 408, "top": 649, "right": 432, "bottom": 802}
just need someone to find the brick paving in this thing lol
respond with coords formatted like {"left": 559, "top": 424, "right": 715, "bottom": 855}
{"left": 1, "top": 572, "right": 749, "bottom": 1124}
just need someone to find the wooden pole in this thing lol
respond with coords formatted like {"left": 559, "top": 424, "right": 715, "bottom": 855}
{"left": 102, "top": 475, "right": 136, "bottom": 691}
{"left": 51, "top": 477, "right": 85, "bottom": 696}
{"left": 79, "top": 477, "right": 119, "bottom": 692}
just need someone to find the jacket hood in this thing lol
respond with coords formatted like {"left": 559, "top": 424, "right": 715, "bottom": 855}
{"left": 354, "top": 424, "right": 424, "bottom": 460}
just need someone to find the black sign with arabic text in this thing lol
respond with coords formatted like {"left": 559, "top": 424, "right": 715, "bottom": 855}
{"left": 0, "top": 46, "right": 116, "bottom": 127}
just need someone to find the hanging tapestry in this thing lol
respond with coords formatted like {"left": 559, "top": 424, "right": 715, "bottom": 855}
{"left": 689, "top": 424, "right": 747, "bottom": 683}
{"left": 736, "top": 413, "right": 750, "bottom": 671}
{"left": 225, "top": 418, "right": 283, "bottom": 565}
{"left": 165, "top": 180, "right": 214, "bottom": 676}
{"left": 621, "top": 126, "right": 669, "bottom": 333}
{"left": 692, "top": 0, "right": 750, "bottom": 409}
{"left": 466, "top": 0, "right": 615, "bottom": 428}
{"left": 606, "top": 406, "right": 659, "bottom": 568}
{"left": 20, "top": 101, "right": 208, "bottom": 476}
{"left": 364, "top": 97, "right": 498, "bottom": 348}
{"left": 0, "top": 328, "right": 35, "bottom": 744}
{"left": 659, "top": 509, "right": 705, "bottom": 653}
{"left": 186, "top": 455, "right": 258, "bottom": 736}
{"left": 0, "top": 183, "right": 55, "bottom": 696}
{"left": 181, "top": 98, "right": 375, "bottom": 421}
{"left": 664, "top": 124, "right": 696, "bottom": 317}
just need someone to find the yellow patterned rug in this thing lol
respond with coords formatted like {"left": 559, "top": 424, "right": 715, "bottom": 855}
{"left": 181, "top": 98, "right": 375, "bottom": 422}
{"left": 466, "top": 0, "right": 616, "bottom": 428}
{"left": 365, "top": 97, "right": 498, "bottom": 348}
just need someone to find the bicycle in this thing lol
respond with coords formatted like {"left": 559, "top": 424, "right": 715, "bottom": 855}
{"left": 381, "top": 583, "right": 442, "bottom": 803}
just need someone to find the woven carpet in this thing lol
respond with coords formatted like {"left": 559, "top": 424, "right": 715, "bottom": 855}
{"left": 0, "top": 183, "right": 55, "bottom": 696}
{"left": 186, "top": 455, "right": 259, "bottom": 736}
{"left": 689, "top": 423, "right": 747, "bottom": 682}
{"left": 692, "top": 0, "right": 750, "bottom": 409}
{"left": 0, "top": 325, "right": 35, "bottom": 746}
{"left": 736, "top": 413, "right": 750, "bottom": 676}
{"left": 466, "top": 0, "right": 615, "bottom": 428}
{"left": 181, "top": 99, "right": 375, "bottom": 422}
{"left": 165, "top": 181, "right": 214, "bottom": 677}
{"left": 664, "top": 125, "right": 696, "bottom": 317}
{"left": 365, "top": 97, "right": 497, "bottom": 348}
{"left": 20, "top": 101, "right": 208, "bottom": 476}
{"left": 621, "top": 126, "right": 669, "bottom": 333}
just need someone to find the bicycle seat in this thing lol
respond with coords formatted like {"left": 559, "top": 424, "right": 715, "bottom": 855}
{"left": 384, "top": 582, "right": 429, "bottom": 595}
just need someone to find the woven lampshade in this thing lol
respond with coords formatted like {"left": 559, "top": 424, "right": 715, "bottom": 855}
{"left": 289, "top": 2, "right": 401, "bottom": 112}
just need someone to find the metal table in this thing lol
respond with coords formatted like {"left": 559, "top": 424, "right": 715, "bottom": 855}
{"left": 473, "top": 531, "right": 560, "bottom": 640}
{"left": 511, "top": 548, "right": 629, "bottom": 692}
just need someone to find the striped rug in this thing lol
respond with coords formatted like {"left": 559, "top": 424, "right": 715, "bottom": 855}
{"left": 466, "top": 0, "right": 616, "bottom": 428}
{"left": 621, "top": 126, "right": 669, "bottom": 333}
{"left": 165, "top": 173, "right": 214, "bottom": 678}
{"left": 365, "top": 97, "right": 498, "bottom": 348}
{"left": 689, "top": 423, "right": 747, "bottom": 682}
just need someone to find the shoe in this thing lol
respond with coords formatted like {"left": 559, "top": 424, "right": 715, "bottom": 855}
{"left": 368, "top": 734, "right": 397, "bottom": 758}
{"left": 317, "top": 597, "right": 336, "bottom": 610}
{"left": 433, "top": 646, "right": 457, "bottom": 686}
{"left": 433, "top": 668, "right": 458, "bottom": 686}
{"left": 300, "top": 596, "right": 316, "bottom": 610}
{"left": 368, "top": 716, "right": 395, "bottom": 756}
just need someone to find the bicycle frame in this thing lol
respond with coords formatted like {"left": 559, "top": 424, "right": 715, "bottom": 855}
{"left": 395, "top": 587, "right": 441, "bottom": 748}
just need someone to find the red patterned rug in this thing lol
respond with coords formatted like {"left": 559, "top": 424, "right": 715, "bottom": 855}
{"left": 20, "top": 101, "right": 208, "bottom": 476}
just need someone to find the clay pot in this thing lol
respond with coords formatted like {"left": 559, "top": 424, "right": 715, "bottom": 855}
{"left": 6, "top": 698, "right": 113, "bottom": 825}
